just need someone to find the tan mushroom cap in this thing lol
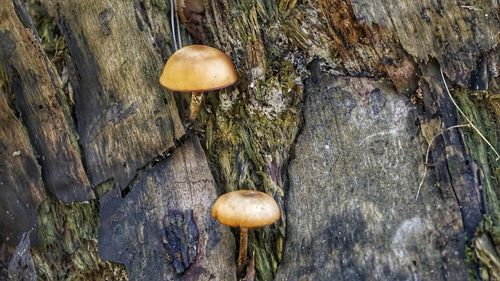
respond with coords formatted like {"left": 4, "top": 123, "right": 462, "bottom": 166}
{"left": 211, "top": 190, "right": 280, "bottom": 228}
{"left": 159, "top": 45, "right": 238, "bottom": 92}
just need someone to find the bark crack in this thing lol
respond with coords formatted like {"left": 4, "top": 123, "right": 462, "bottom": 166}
{"left": 119, "top": 132, "right": 190, "bottom": 198}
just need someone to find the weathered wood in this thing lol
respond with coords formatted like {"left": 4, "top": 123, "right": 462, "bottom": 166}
{"left": 276, "top": 61, "right": 470, "bottom": 280}
{"left": 0, "top": 0, "right": 93, "bottom": 202}
{"left": 98, "top": 136, "right": 236, "bottom": 280}
{"left": 202, "top": 0, "right": 499, "bottom": 279}
{"left": 200, "top": 3, "right": 306, "bottom": 279}
{"left": 7, "top": 231, "right": 36, "bottom": 281}
{"left": 0, "top": 0, "right": 497, "bottom": 280}
{"left": 0, "top": 88, "right": 46, "bottom": 247}
{"left": 350, "top": 0, "right": 499, "bottom": 86}
{"left": 419, "top": 61, "right": 483, "bottom": 241}
{"left": 42, "top": 0, "right": 185, "bottom": 188}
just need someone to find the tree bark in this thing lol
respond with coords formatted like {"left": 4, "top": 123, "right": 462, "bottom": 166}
{"left": 0, "top": 0, "right": 499, "bottom": 280}
{"left": 98, "top": 136, "right": 236, "bottom": 280}
{"left": 0, "top": 0, "right": 93, "bottom": 203}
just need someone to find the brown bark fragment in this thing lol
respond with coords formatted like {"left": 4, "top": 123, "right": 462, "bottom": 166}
{"left": 98, "top": 136, "right": 236, "bottom": 280}
{"left": 0, "top": 88, "right": 46, "bottom": 247}
{"left": 351, "top": 0, "right": 499, "bottom": 86}
{"left": 419, "top": 61, "right": 483, "bottom": 241}
{"left": 0, "top": 0, "right": 93, "bottom": 202}
{"left": 42, "top": 0, "right": 185, "bottom": 188}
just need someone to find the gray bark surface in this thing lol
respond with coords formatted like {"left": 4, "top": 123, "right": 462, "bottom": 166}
{"left": 98, "top": 136, "right": 236, "bottom": 281}
{"left": 276, "top": 61, "right": 471, "bottom": 280}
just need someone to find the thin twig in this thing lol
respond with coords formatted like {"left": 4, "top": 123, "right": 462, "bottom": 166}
{"left": 439, "top": 67, "right": 500, "bottom": 161}
{"left": 174, "top": 0, "right": 183, "bottom": 48}
{"left": 170, "top": 0, "right": 179, "bottom": 50}
{"left": 461, "top": 5, "right": 482, "bottom": 11}
{"left": 415, "top": 124, "right": 470, "bottom": 201}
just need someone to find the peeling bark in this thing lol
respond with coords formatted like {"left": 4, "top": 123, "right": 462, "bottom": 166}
{"left": 99, "top": 136, "right": 236, "bottom": 280}
{"left": 0, "top": 0, "right": 498, "bottom": 280}
{"left": 0, "top": 0, "right": 93, "bottom": 203}
{"left": 351, "top": 0, "right": 499, "bottom": 86}
{"left": 0, "top": 88, "right": 46, "bottom": 247}
{"left": 41, "top": 0, "right": 185, "bottom": 188}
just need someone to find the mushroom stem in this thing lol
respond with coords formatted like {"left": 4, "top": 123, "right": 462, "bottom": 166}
{"left": 189, "top": 92, "right": 204, "bottom": 121}
{"left": 238, "top": 227, "right": 248, "bottom": 266}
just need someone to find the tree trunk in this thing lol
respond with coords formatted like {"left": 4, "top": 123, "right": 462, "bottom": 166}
{"left": 0, "top": 0, "right": 499, "bottom": 280}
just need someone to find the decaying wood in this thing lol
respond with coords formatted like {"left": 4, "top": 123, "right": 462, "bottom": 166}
{"left": 276, "top": 63, "right": 469, "bottom": 280}
{"left": 0, "top": 0, "right": 93, "bottom": 202}
{"left": 98, "top": 136, "right": 236, "bottom": 280}
{"left": 419, "top": 62, "right": 483, "bottom": 241}
{"left": 0, "top": 0, "right": 498, "bottom": 280}
{"left": 350, "top": 0, "right": 499, "bottom": 86}
{"left": 0, "top": 88, "right": 46, "bottom": 247}
{"left": 7, "top": 231, "right": 36, "bottom": 281}
{"left": 41, "top": 0, "right": 185, "bottom": 188}
{"left": 202, "top": 0, "right": 498, "bottom": 279}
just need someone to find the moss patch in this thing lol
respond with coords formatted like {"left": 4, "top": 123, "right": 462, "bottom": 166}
{"left": 455, "top": 88, "right": 500, "bottom": 279}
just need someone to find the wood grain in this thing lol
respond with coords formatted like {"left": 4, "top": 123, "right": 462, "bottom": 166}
{"left": 98, "top": 136, "right": 236, "bottom": 280}
{"left": 351, "top": 0, "right": 499, "bottom": 86}
{"left": 276, "top": 61, "right": 470, "bottom": 280}
{"left": 0, "top": 0, "right": 94, "bottom": 202}
{"left": 0, "top": 88, "right": 46, "bottom": 247}
{"left": 44, "top": 0, "right": 185, "bottom": 188}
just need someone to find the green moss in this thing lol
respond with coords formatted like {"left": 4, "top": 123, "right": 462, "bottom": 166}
{"left": 32, "top": 198, "right": 127, "bottom": 281}
{"left": 198, "top": 3, "right": 309, "bottom": 279}
{"left": 455, "top": 88, "right": 500, "bottom": 279}
{"left": 199, "top": 48, "right": 303, "bottom": 281}
{"left": 466, "top": 244, "right": 479, "bottom": 281}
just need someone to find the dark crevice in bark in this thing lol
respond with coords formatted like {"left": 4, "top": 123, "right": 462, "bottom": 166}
{"left": 417, "top": 62, "right": 484, "bottom": 277}
{"left": 2, "top": 91, "right": 65, "bottom": 205}
{"left": 6, "top": 67, "right": 47, "bottom": 179}
{"left": 120, "top": 132, "right": 190, "bottom": 198}
{"left": 52, "top": 11, "right": 110, "bottom": 188}
{"left": 133, "top": 0, "right": 172, "bottom": 60}
{"left": 12, "top": 0, "right": 34, "bottom": 29}
{"left": 28, "top": 0, "right": 95, "bottom": 195}
{"left": 281, "top": 58, "right": 316, "bottom": 195}
{"left": 5, "top": 67, "right": 24, "bottom": 121}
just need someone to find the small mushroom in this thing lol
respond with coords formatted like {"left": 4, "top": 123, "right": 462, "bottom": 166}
{"left": 211, "top": 190, "right": 280, "bottom": 266}
{"left": 159, "top": 45, "right": 237, "bottom": 121}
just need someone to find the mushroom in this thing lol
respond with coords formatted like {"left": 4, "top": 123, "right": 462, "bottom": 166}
{"left": 211, "top": 190, "right": 280, "bottom": 266}
{"left": 159, "top": 45, "right": 237, "bottom": 121}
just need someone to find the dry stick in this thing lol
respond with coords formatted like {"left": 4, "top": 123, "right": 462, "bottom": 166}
{"left": 169, "top": 0, "right": 183, "bottom": 50}
{"left": 173, "top": 0, "right": 183, "bottom": 48}
{"left": 439, "top": 67, "right": 500, "bottom": 161}
{"left": 169, "top": 0, "right": 178, "bottom": 50}
{"left": 415, "top": 124, "right": 470, "bottom": 201}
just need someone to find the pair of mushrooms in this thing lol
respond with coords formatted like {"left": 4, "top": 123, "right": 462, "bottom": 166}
{"left": 160, "top": 46, "right": 280, "bottom": 266}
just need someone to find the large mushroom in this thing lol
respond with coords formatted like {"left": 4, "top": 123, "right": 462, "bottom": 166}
{"left": 211, "top": 190, "right": 280, "bottom": 266}
{"left": 159, "top": 45, "right": 237, "bottom": 121}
